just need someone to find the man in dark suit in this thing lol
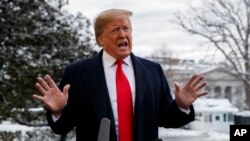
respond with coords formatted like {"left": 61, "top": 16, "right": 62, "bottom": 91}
{"left": 33, "top": 9, "right": 208, "bottom": 141}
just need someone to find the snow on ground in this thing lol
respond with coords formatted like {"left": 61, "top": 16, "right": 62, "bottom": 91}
{"left": 193, "top": 98, "right": 238, "bottom": 113}
{"left": 0, "top": 121, "right": 34, "bottom": 132}
{"left": 0, "top": 121, "right": 229, "bottom": 141}
{"left": 207, "top": 132, "right": 229, "bottom": 141}
{"left": 159, "top": 128, "right": 229, "bottom": 141}
{"left": 159, "top": 127, "right": 206, "bottom": 137}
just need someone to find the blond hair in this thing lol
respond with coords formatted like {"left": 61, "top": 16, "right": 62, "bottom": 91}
{"left": 94, "top": 9, "right": 133, "bottom": 45}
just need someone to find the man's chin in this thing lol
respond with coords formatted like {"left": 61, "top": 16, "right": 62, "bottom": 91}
{"left": 116, "top": 51, "right": 131, "bottom": 59}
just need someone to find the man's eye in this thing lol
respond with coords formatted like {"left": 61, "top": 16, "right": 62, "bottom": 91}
{"left": 111, "top": 28, "right": 119, "bottom": 33}
{"left": 124, "top": 27, "right": 130, "bottom": 31}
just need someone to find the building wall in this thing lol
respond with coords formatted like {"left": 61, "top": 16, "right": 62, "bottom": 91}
{"left": 192, "top": 111, "right": 235, "bottom": 133}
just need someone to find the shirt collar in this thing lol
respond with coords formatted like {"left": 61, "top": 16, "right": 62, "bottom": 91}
{"left": 102, "top": 50, "right": 132, "bottom": 68}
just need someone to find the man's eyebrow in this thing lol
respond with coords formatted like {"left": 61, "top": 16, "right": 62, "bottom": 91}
{"left": 110, "top": 24, "right": 130, "bottom": 27}
{"left": 110, "top": 25, "right": 120, "bottom": 28}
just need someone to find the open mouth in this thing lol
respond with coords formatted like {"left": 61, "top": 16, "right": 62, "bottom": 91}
{"left": 118, "top": 41, "right": 128, "bottom": 48}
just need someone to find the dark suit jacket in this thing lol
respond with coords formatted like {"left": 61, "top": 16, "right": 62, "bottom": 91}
{"left": 47, "top": 50, "right": 195, "bottom": 141}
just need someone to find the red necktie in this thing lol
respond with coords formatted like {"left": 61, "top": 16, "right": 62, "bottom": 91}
{"left": 115, "top": 59, "right": 133, "bottom": 141}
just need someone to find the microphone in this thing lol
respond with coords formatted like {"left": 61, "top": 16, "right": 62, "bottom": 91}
{"left": 97, "top": 118, "right": 111, "bottom": 141}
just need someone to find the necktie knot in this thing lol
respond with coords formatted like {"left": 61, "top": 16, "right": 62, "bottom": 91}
{"left": 115, "top": 59, "right": 124, "bottom": 66}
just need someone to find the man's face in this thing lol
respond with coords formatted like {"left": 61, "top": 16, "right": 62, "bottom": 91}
{"left": 98, "top": 18, "right": 132, "bottom": 59}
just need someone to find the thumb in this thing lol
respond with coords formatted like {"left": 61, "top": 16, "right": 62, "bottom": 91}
{"left": 174, "top": 82, "right": 180, "bottom": 95}
{"left": 63, "top": 84, "right": 70, "bottom": 96}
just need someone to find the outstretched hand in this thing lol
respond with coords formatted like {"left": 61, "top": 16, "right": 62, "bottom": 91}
{"left": 33, "top": 74, "right": 70, "bottom": 117}
{"left": 174, "top": 74, "right": 208, "bottom": 110}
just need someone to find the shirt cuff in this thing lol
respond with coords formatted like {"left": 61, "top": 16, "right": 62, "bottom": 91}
{"left": 52, "top": 114, "right": 61, "bottom": 122}
{"left": 179, "top": 107, "right": 190, "bottom": 114}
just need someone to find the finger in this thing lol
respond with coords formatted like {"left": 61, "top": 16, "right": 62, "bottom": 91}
{"left": 45, "top": 74, "right": 58, "bottom": 88}
{"left": 174, "top": 82, "right": 180, "bottom": 95}
{"left": 33, "top": 94, "right": 44, "bottom": 102}
{"left": 63, "top": 84, "right": 70, "bottom": 97}
{"left": 191, "top": 75, "right": 205, "bottom": 87}
{"left": 35, "top": 83, "right": 47, "bottom": 95}
{"left": 37, "top": 77, "right": 50, "bottom": 90}
{"left": 194, "top": 81, "right": 208, "bottom": 91}
{"left": 197, "top": 91, "right": 209, "bottom": 98}
{"left": 184, "top": 74, "right": 198, "bottom": 87}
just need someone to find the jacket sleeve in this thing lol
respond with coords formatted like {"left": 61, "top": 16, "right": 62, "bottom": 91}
{"left": 46, "top": 66, "right": 76, "bottom": 134}
{"left": 157, "top": 65, "right": 195, "bottom": 128}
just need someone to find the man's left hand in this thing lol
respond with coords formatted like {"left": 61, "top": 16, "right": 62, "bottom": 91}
{"left": 174, "top": 74, "right": 208, "bottom": 110}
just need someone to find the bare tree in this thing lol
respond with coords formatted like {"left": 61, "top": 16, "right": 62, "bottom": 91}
{"left": 174, "top": 0, "right": 250, "bottom": 109}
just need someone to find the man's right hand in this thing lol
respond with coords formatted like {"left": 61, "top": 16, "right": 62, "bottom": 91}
{"left": 33, "top": 74, "right": 70, "bottom": 118}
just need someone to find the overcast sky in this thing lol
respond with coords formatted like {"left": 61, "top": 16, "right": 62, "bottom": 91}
{"left": 65, "top": 0, "right": 224, "bottom": 62}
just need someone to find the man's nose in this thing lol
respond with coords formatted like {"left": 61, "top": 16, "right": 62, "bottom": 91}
{"left": 118, "top": 29, "right": 126, "bottom": 38}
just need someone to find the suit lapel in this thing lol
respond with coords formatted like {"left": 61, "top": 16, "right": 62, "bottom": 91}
{"left": 82, "top": 50, "right": 117, "bottom": 140}
{"left": 130, "top": 54, "right": 148, "bottom": 116}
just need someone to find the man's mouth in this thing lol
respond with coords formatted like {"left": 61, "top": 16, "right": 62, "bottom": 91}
{"left": 118, "top": 41, "right": 128, "bottom": 48}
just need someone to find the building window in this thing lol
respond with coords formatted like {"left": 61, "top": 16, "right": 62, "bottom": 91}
{"left": 195, "top": 112, "right": 203, "bottom": 121}
{"left": 205, "top": 86, "right": 212, "bottom": 98}
{"left": 195, "top": 113, "right": 202, "bottom": 117}
{"left": 214, "top": 86, "right": 222, "bottom": 97}
{"left": 215, "top": 115, "right": 220, "bottom": 121}
{"left": 210, "top": 114, "right": 212, "bottom": 122}
{"left": 228, "top": 113, "right": 234, "bottom": 122}
{"left": 224, "top": 114, "right": 227, "bottom": 122}
{"left": 204, "top": 114, "right": 210, "bottom": 122}
{"left": 205, "top": 86, "right": 211, "bottom": 92}
{"left": 225, "top": 86, "right": 232, "bottom": 101}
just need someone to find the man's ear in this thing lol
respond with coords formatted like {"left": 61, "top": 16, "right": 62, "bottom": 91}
{"left": 97, "top": 36, "right": 103, "bottom": 47}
